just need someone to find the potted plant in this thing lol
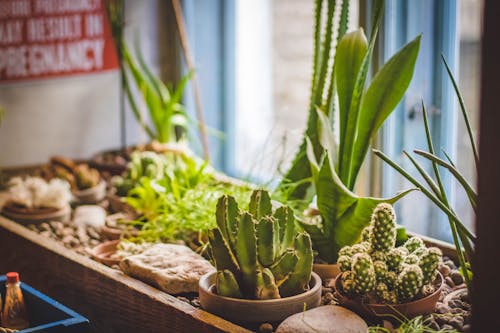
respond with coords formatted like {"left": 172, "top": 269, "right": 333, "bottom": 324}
{"left": 199, "top": 189, "right": 321, "bottom": 323}
{"left": 333, "top": 203, "right": 444, "bottom": 323}
{"left": 274, "top": 0, "right": 420, "bottom": 278}
{"left": 1, "top": 176, "right": 72, "bottom": 224}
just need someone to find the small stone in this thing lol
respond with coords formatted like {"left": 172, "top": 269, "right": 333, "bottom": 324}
{"left": 190, "top": 298, "right": 201, "bottom": 308}
{"left": 460, "top": 291, "right": 471, "bottom": 303}
{"left": 450, "top": 271, "right": 464, "bottom": 285}
{"left": 39, "top": 222, "right": 51, "bottom": 232}
{"left": 27, "top": 224, "right": 38, "bottom": 232}
{"left": 40, "top": 230, "right": 52, "bottom": 238}
{"left": 322, "top": 286, "right": 333, "bottom": 294}
{"left": 450, "top": 307, "right": 465, "bottom": 315}
{"left": 435, "top": 302, "right": 450, "bottom": 314}
{"left": 444, "top": 259, "right": 456, "bottom": 270}
{"left": 438, "top": 263, "right": 451, "bottom": 277}
{"left": 448, "top": 299, "right": 464, "bottom": 309}
{"left": 445, "top": 276, "right": 455, "bottom": 288}
{"left": 463, "top": 311, "right": 472, "bottom": 324}
{"left": 259, "top": 323, "right": 273, "bottom": 333}
{"left": 463, "top": 324, "right": 471, "bottom": 332}
{"left": 275, "top": 305, "right": 367, "bottom": 333}
{"left": 441, "top": 324, "right": 455, "bottom": 330}
{"left": 176, "top": 296, "right": 190, "bottom": 303}
{"left": 323, "top": 292, "right": 334, "bottom": 303}
{"left": 448, "top": 317, "right": 464, "bottom": 330}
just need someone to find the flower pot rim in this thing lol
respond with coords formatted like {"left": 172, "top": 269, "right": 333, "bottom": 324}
{"left": 72, "top": 179, "right": 106, "bottom": 196}
{"left": 199, "top": 271, "right": 322, "bottom": 304}
{"left": 334, "top": 271, "right": 444, "bottom": 307}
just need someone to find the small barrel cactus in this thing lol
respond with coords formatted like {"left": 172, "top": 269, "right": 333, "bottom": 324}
{"left": 338, "top": 203, "right": 442, "bottom": 305}
{"left": 351, "top": 253, "right": 376, "bottom": 294}
{"left": 369, "top": 203, "right": 396, "bottom": 251}
{"left": 397, "top": 264, "right": 424, "bottom": 301}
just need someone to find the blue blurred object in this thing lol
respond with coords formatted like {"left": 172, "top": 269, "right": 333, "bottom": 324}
{"left": 0, "top": 276, "right": 89, "bottom": 333}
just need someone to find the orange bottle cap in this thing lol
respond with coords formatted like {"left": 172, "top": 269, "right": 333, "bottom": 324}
{"left": 6, "top": 272, "right": 20, "bottom": 283}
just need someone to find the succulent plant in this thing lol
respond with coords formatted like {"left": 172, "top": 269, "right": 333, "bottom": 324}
{"left": 208, "top": 189, "right": 313, "bottom": 300}
{"left": 74, "top": 164, "right": 100, "bottom": 190}
{"left": 339, "top": 203, "right": 442, "bottom": 304}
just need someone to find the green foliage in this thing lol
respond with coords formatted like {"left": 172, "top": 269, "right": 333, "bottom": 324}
{"left": 368, "top": 315, "right": 459, "bottom": 333}
{"left": 373, "top": 56, "right": 477, "bottom": 292}
{"left": 122, "top": 41, "right": 191, "bottom": 143}
{"left": 209, "top": 190, "right": 313, "bottom": 300}
{"left": 339, "top": 204, "right": 443, "bottom": 304}
{"left": 122, "top": 152, "right": 252, "bottom": 244}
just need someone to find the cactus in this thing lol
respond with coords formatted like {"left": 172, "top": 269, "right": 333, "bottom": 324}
{"left": 419, "top": 247, "right": 442, "bottom": 284}
{"left": 338, "top": 203, "right": 442, "bottom": 304}
{"left": 74, "top": 164, "right": 100, "bottom": 190}
{"left": 209, "top": 189, "right": 313, "bottom": 300}
{"left": 369, "top": 203, "right": 397, "bottom": 252}
{"left": 404, "top": 236, "right": 425, "bottom": 254}
{"left": 351, "top": 253, "right": 376, "bottom": 294}
{"left": 397, "top": 264, "right": 424, "bottom": 301}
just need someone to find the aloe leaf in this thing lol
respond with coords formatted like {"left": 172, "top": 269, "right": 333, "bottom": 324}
{"left": 216, "top": 270, "right": 242, "bottom": 298}
{"left": 257, "top": 216, "right": 277, "bottom": 267}
{"left": 311, "top": 0, "right": 324, "bottom": 98}
{"left": 235, "top": 212, "right": 258, "bottom": 294}
{"left": 208, "top": 229, "right": 239, "bottom": 273}
{"left": 441, "top": 54, "right": 479, "bottom": 168}
{"left": 316, "top": 108, "right": 338, "bottom": 171}
{"left": 414, "top": 150, "right": 477, "bottom": 210}
{"left": 335, "top": 29, "right": 368, "bottom": 165}
{"left": 306, "top": 136, "right": 320, "bottom": 183}
{"left": 273, "top": 206, "right": 296, "bottom": 251}
{"left": 403, "top": 151, "right": 441, "bottom": 198}
{"left": 348, "top": 35, "right": 421, "bottom": 188}
{"left": 255, "top": 268, "right": 280, "bottom": 300}
{"left": 249, "top": 190, "right": 273, "bottom": 219}
{"left": 279, "top": 233, "right": 313, "bottom": 297}
{"left": 123, "top": 71, "right": 155, "bottom": 139}
{"left": 270, "top": 249, "right": 299, "bottom": 283}
{"left": 302, "top": 155, "right": 415, "bottom": 263}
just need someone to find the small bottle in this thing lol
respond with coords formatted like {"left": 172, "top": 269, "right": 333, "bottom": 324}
{"left": 2, "top": 272, "right": 29, "bottom": 330}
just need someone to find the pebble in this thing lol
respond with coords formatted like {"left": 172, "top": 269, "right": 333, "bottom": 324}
{"left": 435, "top": 302, "right": 450, "bottom": 314}
{"left": 323, "top": 292, "right": 335, "bottom": 303}
{"left": 449, "top": 316, "right": 464, "bottom": 330}
{"left": 450, "top": 271, "right": 464, "bottom": 285}
{"left": 444, "top": 259, "right": 456, "bottom": 270}
{"left": 438, "top": 263, "right": 451, "bottom": 277}
{"left": 441, "top": 324, "right": 455, "bottom": 330}
{"left": 445, "top": 276, "right": 455, "bottom": 288}
{"left": 259, "top": 323, "right": 273, "bottom": 333}
{"left": 460, "top": 291, "right": 471, "bottom": 303}
{"left": 190, "top": 298, "right": 201, "bottom": 308}
{"left": 463, "top": 324, "right": 471, "bottom": 332}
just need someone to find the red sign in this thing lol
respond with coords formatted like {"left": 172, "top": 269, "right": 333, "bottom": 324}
{"left": 0, "top": 0, "right": 119, "bottom": 82}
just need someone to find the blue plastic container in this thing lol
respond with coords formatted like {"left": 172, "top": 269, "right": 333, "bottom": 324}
{"left": 0, "top": 276, "right": 89, "bottom": 332}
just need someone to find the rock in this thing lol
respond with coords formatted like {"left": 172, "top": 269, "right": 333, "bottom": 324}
{"left": 120, "top": 243, "right": 215, "bottom": 294}
{"left": 438, "top": 263, "right": 451, "bottom": 277}
{"left": 441, "top": 324, "right": 455, "bottom": 331}
{"left": 73, "top": 205, "right": 106, "bottom": 229}
{"left": 444, "top": 259, "right": 456, "bottom": 270}
{"left": 450, "top": 271, "right": 464, "bottom": 285}
{"left": 445, "top": 276, "right": 455, "bottom": 288}
{"left": 275, "top": 305, "right": 367, "bottom": 333}
{"left": 463, "top": 324, "right": 471, "bottom": 332}
{"left": 259, "top": 323, "right": 274, "bottom": 333}
{"left": 435, "top": 302, "right": 450, "bottom": 314}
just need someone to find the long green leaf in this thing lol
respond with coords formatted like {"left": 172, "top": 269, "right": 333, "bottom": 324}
{"left": 339, "top": 0, "right": 384, "bottom": 187}
{"left": 122, "top": 71, "right": 155, "bottom": 139}
{"left": 348, "top": 35, "right": 421, "bottom": 188}
{"left": 301, "top": 155, "right": 415, "bottom": 263}
{"left": 335, "top": 29, "right": 368, "bottom": 171}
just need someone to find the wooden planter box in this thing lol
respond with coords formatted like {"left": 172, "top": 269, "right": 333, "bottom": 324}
{"left": 0, "top": 216, "right": 251, "bottom": 333}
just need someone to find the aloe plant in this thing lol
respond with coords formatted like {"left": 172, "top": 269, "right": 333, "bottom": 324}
{"left": 209, "top": 189, "right": 313, "bottom": 299}
{"left": 373, "top": 56, "right": 477, "bottom": 292}
{"left": 277, "top": 0, "right": 420, "bottom": 263}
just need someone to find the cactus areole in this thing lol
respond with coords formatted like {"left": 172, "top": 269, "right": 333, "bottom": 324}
{"left": 338, "top": 203, "right": 443, "bottom": 304}
{"left": 208, "top": 189, "right": 314, "bottom": 300}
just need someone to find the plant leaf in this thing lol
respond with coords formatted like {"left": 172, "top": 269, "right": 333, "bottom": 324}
{"left": 348, "top": 35, "right": 421, "bottom": 188}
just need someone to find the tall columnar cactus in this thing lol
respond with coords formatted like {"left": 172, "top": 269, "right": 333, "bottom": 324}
{"left": 339, "top": 203, "right": 442, "bottom": 304}
{"left": 369, "top": 203, "right": 397, "bottom": 252}
{"left": 209, "top": 189, "right": 313, "bottom": 300}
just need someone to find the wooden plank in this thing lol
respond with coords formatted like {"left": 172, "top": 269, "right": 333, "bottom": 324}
{"left": 0, "top": 216, "right": 251, "bottom": 333}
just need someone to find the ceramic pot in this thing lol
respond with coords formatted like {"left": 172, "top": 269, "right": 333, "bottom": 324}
{"left": 91, "top": 240, "right": 122, "bottom": 267}
{"left": 199, "top": 272, "right": 322, "bottom": 324}
{"left": 333, "top": 271, "right": 444, "bottom": 323}
{"left": 1, "top": 203, "right": 71, "bottom": 225}
{"left": 73, "top": 180, "right": 106, "bottom": 204}
{"left": 313, "top": 263, "right": 341, "bottom": 280}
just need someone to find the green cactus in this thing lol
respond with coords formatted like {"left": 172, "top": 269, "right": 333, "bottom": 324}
{"left": 384, "top": 271, "right": 397, "bottom": 290}
{"left": 386, "top": 247, "right": 406, "bottom": 272}
{"left": 74, "top": 164, "right": 100, "bottom": 190}
{"left": 341, "top": 271, "right": 356, "bottom": 294}
{"left": 361, "top": 226, "right": 372, "bottom": 242}
{"left": 404, "top": 254, "right": 420, "bottom": 265}
{"left": 371, "top": 251, "right": 386, "bottom": 262}
{"left": 369, "top": 203, "right": 397, "bottom": 252}
{"left": 338, "top": 255, "right": 352, "bottom": 272}
{"left": 339, "top": 245, "right": 353, "bottom": 257}
{"left": 351, "top": 253, "right": 376, "bottom": 294}
{"left": 397, "top": 264, "right": 424, "bottom": 301}
{"left": 373, "top": 260, "right": 388, "bottom": 281}
{"left": 404, "top": 236, "right": 425, "bottom": 254}
{"left": 209, "top": 189, "right": 313, "bottom": 300}
{"left": 418, "top": 247, "right": 442, "bottom": 284}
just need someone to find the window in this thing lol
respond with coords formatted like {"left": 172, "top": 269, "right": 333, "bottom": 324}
{"left": 183, "top": 0, "right": 481, "bottom": 242}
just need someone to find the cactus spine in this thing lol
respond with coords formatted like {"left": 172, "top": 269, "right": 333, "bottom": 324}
{"left": 209, "top": 189, "right": 313, "bottom": 300}
{"left": 339, "top": 203, "right": 442, "bottom": 304}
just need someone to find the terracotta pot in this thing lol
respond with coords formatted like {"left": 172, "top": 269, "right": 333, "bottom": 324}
{"left": 313, "top": 263, "right": 341, "bottom": 280}
{"left": 73, "top": 180, "right": 107, "bottom": 204}
{"left": 333, "top": 272, "right": 444, "bottom": 323}
{"left": 100, "top": 213, "right": 138, "bottom": 240}
{"left": 91, "top": 240, "right": 122, "bottom": 267}
{"left": 89, "top": 148, "right": 129, "bottom": 176}
{"left": 199, "top": 272, "right": 322, "bottom": 324}
{"left": 1, "top": 203, "right": 71, "bottom": 225}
